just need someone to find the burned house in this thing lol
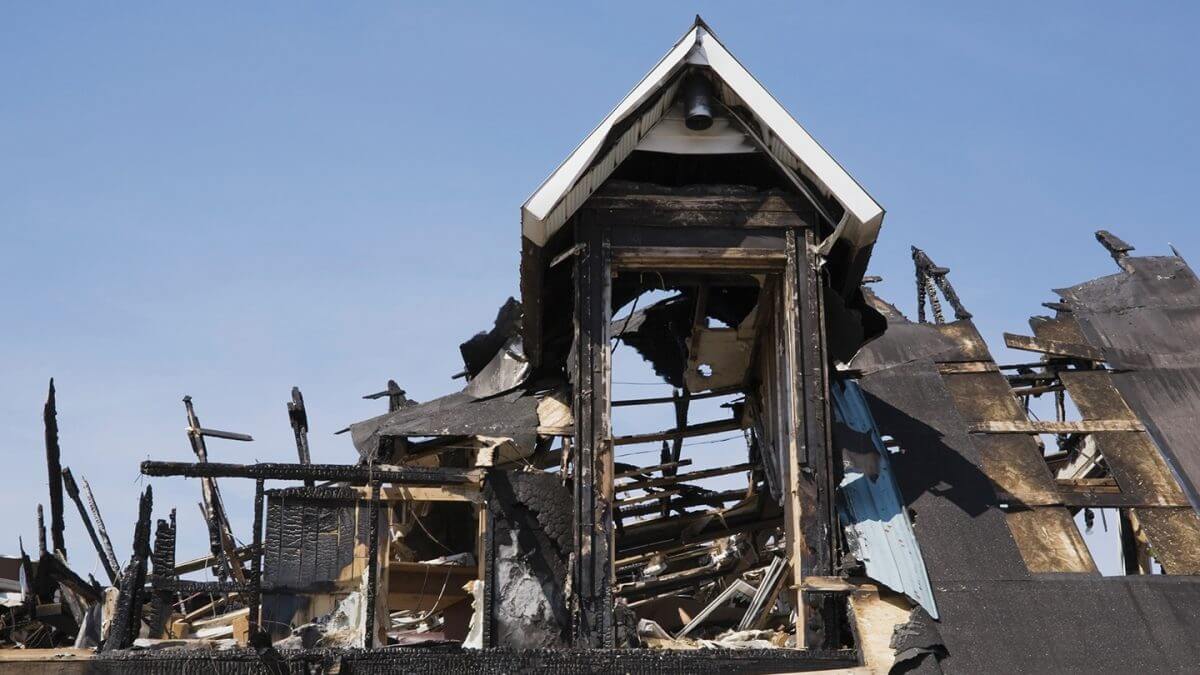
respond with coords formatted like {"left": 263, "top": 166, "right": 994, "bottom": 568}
{"left": 5, "top": 17, "right": 1200, "bottom": 674}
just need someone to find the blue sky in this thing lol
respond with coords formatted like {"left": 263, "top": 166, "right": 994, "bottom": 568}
{"left": 2, "top": 3, "right": 1197, "bottom": 578}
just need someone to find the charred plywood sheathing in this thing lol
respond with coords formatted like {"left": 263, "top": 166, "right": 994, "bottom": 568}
{"left": 842, "top": 239, "right": 1200, "bottom": 673}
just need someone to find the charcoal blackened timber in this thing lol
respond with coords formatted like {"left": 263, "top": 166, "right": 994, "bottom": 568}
{"left": 102, "top": 485, "right": 153, "bottom": 652}
{"left": 362, "top": 379, "right": 413, "bottom": 412}
{"left": 248, "top": 479, "right": 265, "bottom": 645}
{"left": 147, "top": 509, "right": 177, "bottom": 639}
{"left": 141, "top": 460, "right": 482, "bottom": 484}
{"left": 36, "top": 504, "right": 46, "bottom": 557}
{"left": 364, "top": 481, "right": 379, "bottom": 648}
{"left": 286, "top": 387, "right": 314, "bottom": 487}
{"left": 571, "top": 219, "right": 615, "bottom": 647}
{"left": 183, "top": 396, "right": 245, "bottom": 583}
{"left": 61, "top": 467, "right": 119, "bottom": 583}
{"left": 37, "top": 552, "right": 102, "bottom": 605}
{"left": 81, "top": 476, "right": 120, "bottom": 582}
{"left": 43, "top": 378, "right": 66, "bottom": 557}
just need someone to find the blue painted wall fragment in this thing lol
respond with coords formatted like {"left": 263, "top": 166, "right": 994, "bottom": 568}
{"left": 832, "top": 378, "right": 939, "bottom": 619}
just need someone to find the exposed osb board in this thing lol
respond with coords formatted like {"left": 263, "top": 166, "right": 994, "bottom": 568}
{"left": 845, "top": 587, "right": 913, "bottom": 674}
{"left": 1134, "top": 507, "right": 1200, "bottom": 574}
{"left": 1004, "top": 507, "right": 1097, "bottom": 574}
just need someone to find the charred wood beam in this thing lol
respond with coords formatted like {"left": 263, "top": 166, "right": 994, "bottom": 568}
{"left": 61, "top": 468, "right": 119, "bottom": 584}
{"left": 616, "top": 463, "right": 753, "bottom": 494}
{"left": 141, "top": 460, "right": 483, "bottom": 485}
{"left": 584, "top": 190, "right": 817, "bottom": 229}
{"left": 571, "top": 218, "right": 614, "bottom": 648}
{"left": 615, "top": 488, "right": 683, "bottom": 507}
{"left": 618, "top": 514, "right": 783, "bottom": 559}
{"left": 287, "top": 387, "right": 313, "bottom": 487}
{"left": 1011, "top": 383, "right": 1065, "bottom": 397}
{"left": 611, "top": 386, "right": 742, "bottom": 407}
{"left": 151, "top": 579, "right": 254, "bottom": 594}
{"left": 195, "top": 428, "right": 254, "bottom": 442}
{"left": 611, "top": 246, "right": 787, "bottom": 272}
{"left": 34, "top": 551, "right": 102, "bottom": 605}
{"left": 1003, "top": 333, "right": 1105, "bottom": 362}
{"left": 612, "top": 418, "right": 743, "bottom": 447}
{"left": 664, "top": 391, "right": 692, "bottom": 515}
{"left": 615, "top": 488, "right": 748, "bottom": 519}
{"left": 362, "top": 379, "right": 411, "bottom": 413}
{"left": 80, "top": 477, "right": 120, "bottom": 579}
{"left": 614, "top": 459, "right": 693, "bottom": 479}
{"left": 102, "top": 486, "right": 153, "bottom": 652}
{"left": 172, "top": 545, "right": 258, "bottom": 576}
{"left": 43, "top": 379, "right": 66, "bottom": 557}
{"left": 183, "top": 396, "right": 245, "bottom": 584}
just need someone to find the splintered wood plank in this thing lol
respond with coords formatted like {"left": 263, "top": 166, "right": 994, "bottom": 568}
{"left": 610, "top": 246, "right": 787, "bottom": 271}
{"left": 936, "top": 361, "right": 999, "bottom": 374}
{"left": 1134, "top": 507, "right": 1200, "bottom": 574}
{"left": 968, "top": 420, "right": 1144, "bottom": 434}
{"left": 1005, "top": 507, "right": 1098, "bottom": 574}
{"left": 1029, "top": 314, "right": 1089, "bottom": 345}
{"left": 1004, "top": 333, "right": 1105, "bottom": 362}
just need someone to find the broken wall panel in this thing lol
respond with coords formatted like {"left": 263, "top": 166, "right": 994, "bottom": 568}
{"left": 261, "top": 488, "right": 389, "bottom": 643}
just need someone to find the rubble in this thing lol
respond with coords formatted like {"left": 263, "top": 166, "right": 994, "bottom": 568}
{"left": 3, "top": 15, "right": 1200, "bottom": 675}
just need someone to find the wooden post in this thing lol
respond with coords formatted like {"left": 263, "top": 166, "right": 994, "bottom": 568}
{"left": 783, "top": 228, "right": 837, "bottom": 649}
{"left": 183, "top": 396, "right": 245, "bottom": 583}
{"left": 249, "top": 479, "right": 265, "bottom": 643}
{"left": 44, "top": 379, "right": 66, "bottom": 558}
{"left": 287, "top": 387, "right": 314, "bottom": 487}
{"left": 571, "top": 218, "right": 614, "bottom": 648}
{"left": 364, "top": 480, "right": 380, "bottom": 648}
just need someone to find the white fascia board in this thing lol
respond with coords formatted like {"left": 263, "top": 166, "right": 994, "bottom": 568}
{"left": 521, "top": 28, "right": 701, "bottom": 245}
{"left": 696, "top": 28, "right": 883, "bottom": 234}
